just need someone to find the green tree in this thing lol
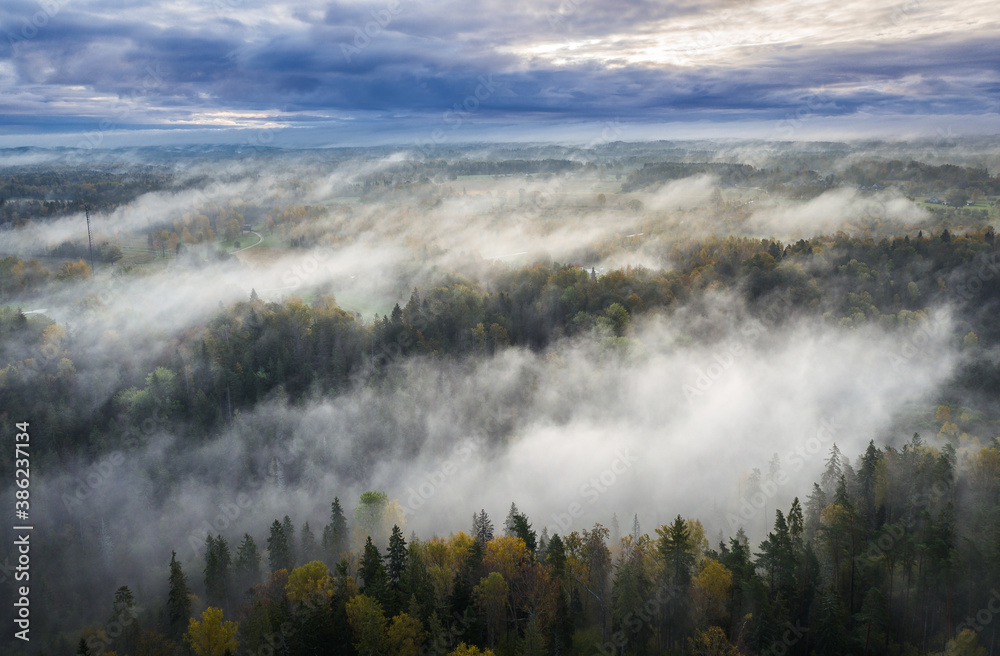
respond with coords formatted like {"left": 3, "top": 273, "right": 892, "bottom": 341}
{"left": 300, "top": 521, "right": 318, "bottom": 563}
{"left": 345, "top": 593, "right": 388, "bottom": 656}
{"left": 657, "top": 516, "right": 694, "bottom": 649}
{"left": 203, "top": 534, "right": 231, "bottom": 611}
{"left": 167, "top": 551, "right": 192, "bottom": 641}
{"left": 386, "top": 524, "right": 408, "bottom": 586}
{"left": 234, "top": 533, "right": 261, "bottom": 594}
{"left": 360, "top": 536, "right": 387, "bottom": 601}
{"left": 108, "top": 585, "right": 141, "bottom": 656}
{"left": 322, "top": 497, "right": 349, "bottom": 562}
{"left": 267, "top": 519, "right": 290, "bottom": 573}
{"left": 281, "top": 515, "right": 296, "bottom": 567}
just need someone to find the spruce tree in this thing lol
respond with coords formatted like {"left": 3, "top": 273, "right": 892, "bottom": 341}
{"left": 234, "top": 533, "right": 261, "bottom": 594}
{"left": 359, "top": 536, "right": 387, "bottom": 601}
{"left": 322, "top": 497, "right": 349, "bottom": 562}
{"left": 385, "top": 524, "right": 407, "bottom": 586}
{"left": 267, "top": 519, "right": 290, "bottom": 572}
{"left": 300, "top": 521, "right": 318, "bottom": 563}
{"left": 167, "top": 551, "right": 191, "bottom": 641}
{"left": 281, "top": 515, "right": 296, "bottom": 567}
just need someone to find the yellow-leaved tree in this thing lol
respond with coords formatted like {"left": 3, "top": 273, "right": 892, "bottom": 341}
{"left": 693, "top": 557, "right": 733, "bottom": 625}
{"left": 386, "top": 612, "right": 426, "bottom": 656}
{"left": 184, "top": 607, "right": 238, "bottom": 656}
{"left": 449, "top": 644, "right": 495, "bottom": 656}
{"left": 286, "top": 561, "right": 334, "bottom": 604}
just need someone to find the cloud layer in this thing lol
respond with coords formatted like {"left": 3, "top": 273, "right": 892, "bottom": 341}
{"left": 1, "top": 0, "right": 998, "bottom": 144}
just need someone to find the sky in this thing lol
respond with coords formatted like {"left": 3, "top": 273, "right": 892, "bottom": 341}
{"left": 0, "top": 0, "right": 998, "bottom": 147}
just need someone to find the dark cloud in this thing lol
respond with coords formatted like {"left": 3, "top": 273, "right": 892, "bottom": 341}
{"left": 0, "top": 0, "right": 996, "bottom": 140}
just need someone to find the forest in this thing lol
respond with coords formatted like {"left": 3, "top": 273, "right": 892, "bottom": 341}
{"left": 1, "top": 142, "right": 999, "bottom": 656}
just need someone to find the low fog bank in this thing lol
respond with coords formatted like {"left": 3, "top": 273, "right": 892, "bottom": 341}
{"left": 17, "top": 295, "right": 962, "bottom": 624}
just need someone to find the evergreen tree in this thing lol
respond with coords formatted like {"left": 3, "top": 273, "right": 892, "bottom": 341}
{"left": 281, "top": 515, "right": 297, "bottom": 567}
{"left": 511, "top": 512, "right": 537, "bottom": 555}
{"left": 472, "top": 508, "right": 494, "bottom": 545}
{"left": 821, "top": 444, "right": 843, "bottom": 495}
{"left": 267, "top": 519, "right": 290, "bottom": 573}
{"left": 108, "top": 585, "right": 141, "bottom": 655}
{"left": 788, "top": 497, "right": 804, "bottom": 549}
{"left": 546, "top": 533, "right": 566, "bottom": 579}
{"left": 234, "top": 533, "right": 261, "bottom": 594}
{"left": 167, "top": 551, "right": 192, "bottom": 641}
{"left": 503, "top": 502, "right": 520, "bottom": 535}
{"left": 203, "top": 534, "right": 231, "bottom": 611}
{"left": 657, "top": 515, "right": 694, "bottom": 649}
{"left": 300, "top": 521, "right": 318, "bottom": 563}
{"left": 360, "top": 536, "right": 387, "bottom": 601}
{"left": 322, "top": 497, "right": 349, "bottom": 562}
{"left": 805, "top": 483, "right": 828, "bottom": 541}
{"left": 385, "top": 524, "right": 408, "bottom": 586}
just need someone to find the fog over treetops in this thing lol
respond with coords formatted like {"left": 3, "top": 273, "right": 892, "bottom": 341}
{"left": 1, "top": 141, "right": 999, "bottom": 655}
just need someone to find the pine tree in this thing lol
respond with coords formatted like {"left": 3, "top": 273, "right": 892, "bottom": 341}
{"left": 472, "top": 509, "right": 494, "bottom": 545}
{"left": 203, "top": 534, "right": 231, "bottom": 611}
{"left": 511, "top": 513, "right": 537, "bottom": 555}
{"left": 788, "top": 497, "right": 804, "bottom": 549}
{"left": 503, "top": 502, "right": 520, "bottom": 535}
{"left": 546, "top": 533, "right": 566, "bottom": 579}
{"left": 300, "top": 522, "right": 318, "bottom": 563}
{"left": 360, "top": 536, "right": 387, "bottom": 602}
{"left": 657, "top": 515, "right": 694, "bottom": 650}
{"left": 267, "top": 519, "right": 290, "bottom": 573}
{"left": 821, "top": 444, "right": 843, "bottom": 495}
{"left": 167, "top": 551, "right": 191, "bottom": 641}
{"left": 322, "top": 497, "right": 349, "bottom": 562}
{"left": 108, "top": 585, "right": 140, "bottom": 655}
{"left": 386, "top": 524, "right": 408, "bottom": 586}
{"left": 234, "top": 533, "right": 261, "bottom": 594}
{"left": 282, "top": 515, "right": 297, "bottom": 567}
{"left": 805, "top": 483, "right": 828, "bottom": 541}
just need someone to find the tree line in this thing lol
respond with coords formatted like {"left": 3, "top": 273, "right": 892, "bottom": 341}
{"left": 72, "top": 437, "right": 1000, "bottom": 656}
